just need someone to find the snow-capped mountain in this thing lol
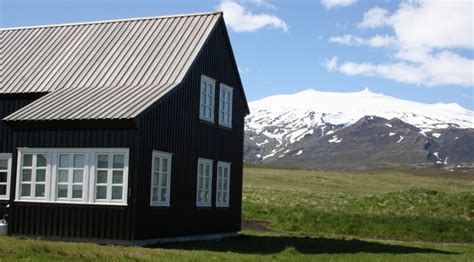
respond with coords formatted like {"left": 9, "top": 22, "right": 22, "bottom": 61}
{"left": 245, "top": 88, "right": 474, "bottom": 169}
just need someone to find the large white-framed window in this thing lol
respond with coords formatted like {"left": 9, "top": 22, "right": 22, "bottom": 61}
{"left": 219, "top": 84, "right": 233, "bottom": 128}
{"left": 94, "top": 153, "right": 128, "bottom": 204}
{"left": 196, "top": 158, "right": 213, "bottom": 207}
{"left": 0, "top": 154, "right": 12, "bottom": 200}
{"left": 17, "top": 152, "right": 50, "bottom": 201}
{"left": 199, "top": 75, "right": 215, "bottom": 123}
{"left": 55, "top": 153, "right": 87, "bottom": 202}
{"left": 16, "top": 148, "right": 129, "bottom": 206}
{"left": 150, "top": 151, "right": 172, "bottom": 207}
{"left": 216, "top": 161, "right": 231, "bottom": 207}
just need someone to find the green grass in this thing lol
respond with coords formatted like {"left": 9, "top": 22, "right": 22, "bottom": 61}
{"left": 0, "top": 166, "right": 472, "bottom": 261}
{"left": 243, "top": 167, "right": 474, "bottom": 242}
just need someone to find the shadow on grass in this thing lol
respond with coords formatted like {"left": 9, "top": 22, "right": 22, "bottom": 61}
{"left": 155, "top": 234, "right": 456, "bottom": 255}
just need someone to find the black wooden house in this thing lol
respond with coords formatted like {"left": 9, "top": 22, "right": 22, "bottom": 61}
{"left": 0, "top": 11, "right": 249, "bottom": 243}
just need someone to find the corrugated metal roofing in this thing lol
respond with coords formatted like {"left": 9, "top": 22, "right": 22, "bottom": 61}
{"left": 1, "top": 12, "right": 223, "bottom": 121}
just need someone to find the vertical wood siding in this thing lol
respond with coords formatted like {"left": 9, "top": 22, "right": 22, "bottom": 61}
{"left": 134, "top": 20, "right": 245, "bottom": 239}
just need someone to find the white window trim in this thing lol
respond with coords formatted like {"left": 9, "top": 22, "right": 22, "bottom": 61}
{"left": 199, "top": 75, "right": 216, "bottom": 123}
{"left": 53, "top": 152, "right": 89, "bottom": 203}
{"left": 216, "top": 161, "right": 231, "bottom": 207}
{"left": 150, "top": 151, "right": 172, "bottom": 207}
{"left": 15, "top": 148, "right": 129, "bottom": 206}
{"left": 0, "top": 153, "right": 12, "bottom": 200}
{"left": 196, "top": 158, "right": 213, "bottom": 207}
{"left": 219, "top": 84, "right": 233, "bottom": 128}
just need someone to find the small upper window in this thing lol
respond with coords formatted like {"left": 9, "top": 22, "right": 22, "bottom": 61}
{"left": 150, "top": 151, "right": 172, "bottom": 206}
{"left": 219, "top": 84, "right": 233, "bottom": 127}
{"left": 199, "top": 75, "right": 215, "bottom": 122}
{"left": 216, "top": 161, "right": 231, "bottom": 207}
{"left": 196, "top": 158, "right": 213, "bottom": 207}
{"left": 0, "top": 154, "right": 12, "bottom": 200}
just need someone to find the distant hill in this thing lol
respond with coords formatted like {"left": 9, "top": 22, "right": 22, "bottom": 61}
{"left": 244, "top": 89, "right": 474, "bottom": 170}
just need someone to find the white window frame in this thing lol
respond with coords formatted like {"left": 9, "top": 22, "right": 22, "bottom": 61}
{"left": 54, "top": 152, "right": 89, "bottom": 203}
{"left": 216, "top": 161, "right": 231, "bottom": 207}
{"left": 92, "top": 151, "right": 128, "bottom": 204}
{"left": 15, "top": 148, "right": 129, "bottom": 206}
{"left": 150, "top": 151, "right": 172, "bottom": 207}
{"left": 199, "top": 75, "right": 216, "bottom": 123}
{"left": 16, "top": 151, "right": 51, "bottom": 201}
{"left": 196, "top": 158, "right": 213, "bottom": 207}
{"left": 219, "top": 84, "right": 233, "bottom": 128}
{"left": 0, "top": 153, "right": 12, "bottom": 200}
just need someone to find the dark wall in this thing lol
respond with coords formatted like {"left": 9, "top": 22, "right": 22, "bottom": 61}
{"left": 133, "top": 20, "right": 246, "bottom": 239}
{"left": 0, "top": 94, "right": 139, "bottom": 240}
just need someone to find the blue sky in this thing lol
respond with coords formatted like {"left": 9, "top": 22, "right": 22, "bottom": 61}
{"left": 1, "top": 0, "right": 473, "bottom": 110}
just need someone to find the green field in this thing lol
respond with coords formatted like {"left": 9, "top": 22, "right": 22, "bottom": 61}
{"left": 0, "top": 166, "right": 472, "bottom": 261}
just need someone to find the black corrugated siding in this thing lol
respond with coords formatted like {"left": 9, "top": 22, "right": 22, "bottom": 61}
{"left": 0, "top": 19, "right": 246, "bottom": 241}
{"left": 134, "top": 20, "right": 245, "bottom": 239}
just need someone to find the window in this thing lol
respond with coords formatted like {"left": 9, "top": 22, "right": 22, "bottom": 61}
{"left": 219, "top": 84, "right": 233, "bottom": 127}
{"left": 150, "top": 151, "right": 172, "bottom": 206}
{"left": 216, "top": 162, "right": 231, "bottom": 207}
{"left": 95, "top": 153, "right": 127, "bottom": 203}
{"left": 196, "top": 158, "right": 213, "bottom": 207}
{"left": 0, "top": 154, "right": 12, "bottom": 200}
{"left": 16, "top": 148, "right": 129, "bottom": 205}
{"left": 56, "top": 153, "right": 86, "bottom": 202}
{"left": 199, "top": 75, "right": 215, "bottom": 122}
{"left": 18, "top": 153, "right": 49, "bottom": 200}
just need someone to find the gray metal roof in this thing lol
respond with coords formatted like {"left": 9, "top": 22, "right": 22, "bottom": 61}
{"left": 1, "top": 12, "right": 222, "bottom": 121}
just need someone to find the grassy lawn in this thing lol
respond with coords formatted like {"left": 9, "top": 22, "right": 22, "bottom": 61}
{"left": 0, "top": 166, "right": 472, "bottom": 261}
{"left": 243, "top": 166, "right": 474, "bottom": 242}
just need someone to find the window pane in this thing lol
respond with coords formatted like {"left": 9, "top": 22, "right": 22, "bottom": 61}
{"left": 23, "top": 154, "right": 33, "bottom": 167}
{"left": 204, "top": 165, "right": 209, "bottom": 177}
{"left": 97, "top": 155, "right": 109, "bottom": 168}
{"left": 73, "top": 170, "right": 83, "bottom": 183}
{"left": 199, "top": 164, "right": 203, "bottom": 177}
{"left": 74, "top": 154, "right": 84, "bottom": 168}
{"left": 0, "top": 160, "right": 8, "bottom": 170}
{"left": 197, "top": 190, "right": 202, "bottom": 201}
{"left": 35, "top": 184, "right": 45, "bottom": 197}
{"left": 162, "top": 158, "right": 168, "bottom": 172}
{"left": 58, "top": 170, "right": 68, "bottom": 183}
{"left": 22, "top": 169, "right": 32, "bottom": 181}
{"left": 204, "top": 191, "right": 209, "bottom": 202}
{"left": 112, "top": 170, "right": 123, "bottom": 184}
{"left": 204, "top": 177, "right": 209, "bottom": 188}
{"left": 0, "top": 172, "right": 7, "bottom": 183}
{"left": 59, "top": 154, "right": 70, "bottom": 168}
{"left": 223, "top": 193, "right": 228, "bottom": 203}
{"left": 112, "top": 186, "right": 122, "bottom": 200}
{"left": 21, "top": 184, "right": 31, "bottom": 196}
{"left": 153, "top": 173, "right": 160, "bottom": 186}
{"left": 37, "top": 154, "right": 47, "bottom": 167}
{"left": 72, "top": 185, "right": 82, "bottom": 199}
{"left": 160, "top": 188, "right": 167, "bottom": 201}
{"left": 36, "top": 169, "right": 46, "bottom": 182}
{"left": 0, "top": 185, "right": 6, "bottom": 196}
{"left": 57, "top": 185, "right": 68, "bottom": 198}
{"left": 161, "top": 173, "right": 167, "bottom": 186}
{"left": 198, "top": 176, "right": 203, "bottom": 189}
{"left": 96, "top": 186, "right": 107, "bottom": 199}
{"left": 152, "top": 187, "right": 159, "bottom": 201}
{"left": 97, "top": 170, "right": 107, "bottom": 184}
{"left": 217, "top": 192, "right": 222, "bottom": 203}
{"left": 113, "top": 155, "right": 124, "bottom": 168}
{"left": 154, "top": 158, "right": 160, "bottom": 172}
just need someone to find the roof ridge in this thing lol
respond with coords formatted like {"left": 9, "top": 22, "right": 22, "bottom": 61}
{"left": 0, "top": 11, "right": 223, "bottom": 31}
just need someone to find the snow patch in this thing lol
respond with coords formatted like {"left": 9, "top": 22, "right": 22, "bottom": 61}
{"left": 385, "top": 123, "right": 392, "bottom": 128}
{"left": 389, "top": 132, "right": 396, "bottom": 136}
{"left": 432, "top": 133, "right": 441, "bottom": 138}
{"left": 396, "top": 136, "right": 404, "bottom": 143}
{"left": 256, "top": 139, "right": 269, "bottom": 147}
{"left": 296, "top": 150, "right": 303, "bottom": 156}
{"left": 328, "top": 136, "right": 343, "bottom": 143}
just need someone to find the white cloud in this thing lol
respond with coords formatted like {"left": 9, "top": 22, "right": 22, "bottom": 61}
{"left": 216, "top": 0, "right": 288, "bottom": 32}
{"left": 246, "top": 0, "right": 277, "bottom": 10}
{"left": 325, "top": 0, "right": 474, "bottom": 87}
{"left": 358, "top": 7, "right": 390, "bottom": 28}
{"left": 321, "top": 0, "right": 357, "bottom": 9}
{"left": 329, "top": 34, "right": 395, "bottom": 47}
{"left": 323, "top": 57, "right": 338, "bottom": 71}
